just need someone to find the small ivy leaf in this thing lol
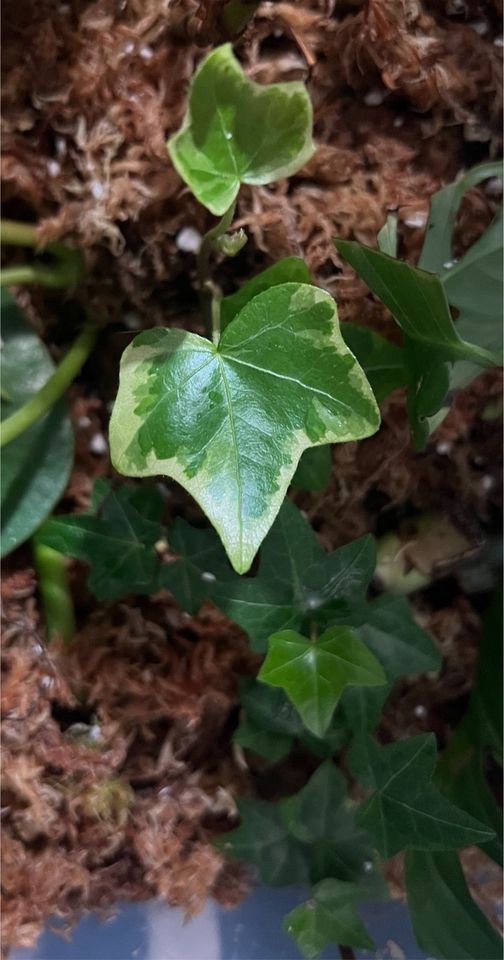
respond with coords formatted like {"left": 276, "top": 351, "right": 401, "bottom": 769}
{"left": 341, "top": 322, "right": 406, "bottom": 403}
{"left": 405, "top": 850, "right": 503, "bottom": 960}
{"left": 1, "top": 291, "right": 74, "bottom": 557}
{"left": 239, "top": 678, "right": 348, "bottom": 759}
{"left": 292, "top": 444, "right": 332, "bottom": 491}
{"left": 167, "top": 44, "right": 314, "bottom": 216}
{"left": 220, "top": 256, "right": 311, "bottom": 332}
{"left": 212, "top": 499, "right": 377, "bottom": 650}
{"left": 110, "top": 282, "right": 379, "bottom": 574}
{"left": 214, "top": 796, "right": 309, "bottom": 886}
{"left": 335, "top": 239, "right": 500, "bottom": 368}
{"left": 37, "top": 480, "right": 163, "bottom": 601}
{"left": 158, "top": 517, "right": 232, "bottom": 614}
{"left": 348, "top": 734, "right": 496, "bottom": 857}
{"left": 233, "top": 715, "right": 293, "bottom": 764}
{"left": 258, "top": 626, "right": 386, "bottom": 738}
{"left": 284, "top": 879, "right": 375, "bottom": 960}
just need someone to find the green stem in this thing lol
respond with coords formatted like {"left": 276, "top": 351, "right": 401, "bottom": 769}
{"left": 0, "top": 218, "right": 85, "bottom": 288}
{"left": 219, "top": 0, "right": 261, "bottom": 37}
{"left": 197, "top": 202, "right": 236, "bottom": 339}
{"left": 0, "top": 318, "right": 97, "bottom": 448}
{"left": 33, "top": 541, "right": 75, "bottom": 646}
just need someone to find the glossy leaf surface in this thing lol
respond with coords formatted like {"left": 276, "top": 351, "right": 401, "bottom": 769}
{"left": 110, "top": 282, "right": 379, "bottom": 573}
{"left": 37, "top": 480, "right": 163, "bottom": 601}
{"left": 167, "top": 45, "right": 314, "bottom": 216}
{"left": 349, "top": 734, "right": 495, "bottom": 857}
{"left": 405, "top": 849, "right": 503, "bottom": 960}
{"left": 259, "top": 626, "right": 386, "bottom": 737}
{"left": 1, "top": 291, "right": 73, "bottom": 557}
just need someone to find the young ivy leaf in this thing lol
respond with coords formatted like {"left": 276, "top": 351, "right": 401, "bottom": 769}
{"left": 37, "top": 480, "right": 164, "bottom": 601}
{"left": 109, "top": 282, "right": 379, "bottom": 574}
{"left": 284, "top": 879, "right": 375, "bottom": 959}
{"left": 212, "top": 498, "right": 377, "bottom": 650}
{"left": 167, "top": 45, "right": 314, "bottom": 216}
{"left": 236, "top": 678, "right": 348, "bottom": 760}
{"left": 214, "top": 797, "right": 309, "bottom": 886}
{"left": 405, "top": 850, "right": 503, "bottom": 960}
{"left": 258, "top": 626, "right": 386, "bottom": 738}
{"left": 348, "top": 734, "right": 495, "bottom": 858}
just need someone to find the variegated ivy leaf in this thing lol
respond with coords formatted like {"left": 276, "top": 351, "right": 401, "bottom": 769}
{"left": 167, "top": 45, "right": 314, "bottom": 216}
{"left": 109, "top": 282, "right": 379, "bottom": 574}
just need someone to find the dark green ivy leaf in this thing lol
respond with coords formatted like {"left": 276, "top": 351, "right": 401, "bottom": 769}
{"left": 280, "top": 762, "right": 379, "bottom": 885}
{"left": 158, "top": 518, "right": 233, "bottom": 614}
{"left": 214, "top": 796, "right": 309, "bottom": 886}
{"left": 212, "top": 498, "right": 377, "bottom": 651}
{"left": 292, "top": 445, "right": 332, "bottom": 491}
{"left": 405, "top": 849, "right": 503, "bottom": 960}
{"left": 341, "top": 322, "right": 406, "bottom": 403}
{"left": 37, "top": 480, "right": 164, "bottom": 601}
{"left": 348, "top": 734, "right": 495, "bottom": 857}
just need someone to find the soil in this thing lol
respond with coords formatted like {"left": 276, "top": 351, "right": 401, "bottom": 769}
{"left": 1, "top": 0, "right": 503, "bottom": 953}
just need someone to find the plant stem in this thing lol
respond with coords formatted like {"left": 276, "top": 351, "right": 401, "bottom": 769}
{"left": 0, "top": 318, "right": 97, "bottom": 448}
{"left": 197, "top": 202, "right": 236, "bottom": 340}
{"left": 0, "top": 218, "right": 85, "bottom": 288}
{"left": 33, "top": 541, "right": 75, "bottom": 646}
{"left": 219, "top": 0, "right": 261, "bottom": 37}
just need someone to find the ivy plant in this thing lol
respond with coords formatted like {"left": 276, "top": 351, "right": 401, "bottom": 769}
{"left": 7, "top": 37, "right": 502, "bottom": 960}
{"left": 109, "top": 45, "right": 380, "bottom": 573}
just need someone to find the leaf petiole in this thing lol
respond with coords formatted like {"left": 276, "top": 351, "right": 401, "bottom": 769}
{"left": 197, "top": 201, "right": 236, "bottom": 338}
{"left": 1, "top": 318, "right": 97, "bottom": 448}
